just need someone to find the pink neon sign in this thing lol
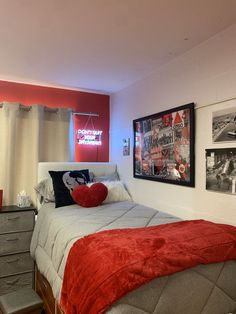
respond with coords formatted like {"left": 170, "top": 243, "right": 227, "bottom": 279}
{"left": 77, "top": 129, "right": 102, "bottom": 145}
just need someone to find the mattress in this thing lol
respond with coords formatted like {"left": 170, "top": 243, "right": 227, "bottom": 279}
{"left": 30, "top": 201, "right": 236, "bottom": 314}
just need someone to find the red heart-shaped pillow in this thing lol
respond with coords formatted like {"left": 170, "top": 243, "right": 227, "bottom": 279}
{"left": 71, "top": 183, "right": 108, "bottom": 208}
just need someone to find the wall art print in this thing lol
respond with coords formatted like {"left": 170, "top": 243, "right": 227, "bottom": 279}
{"left": 212, "top": 106, "right": 236, "bottom": 142}
{"left": 206, "top": 148, "right": 236, "bottom": 195}
{"left": 123, "top": 138, "right": 130, "bottom": 156}
{"left": 133, "top": 103, "right": 195, "bottom": 187}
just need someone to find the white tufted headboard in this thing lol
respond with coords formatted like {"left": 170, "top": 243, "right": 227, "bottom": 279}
{"left": 38, "top": 162, "right": 117, "bottom": 183}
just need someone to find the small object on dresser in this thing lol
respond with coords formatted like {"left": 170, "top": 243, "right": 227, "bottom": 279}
{"left": 16, "top": 191, "right": 31, "bottom": 208}
{"left": 0, "top": 288, "right": 43, "bottom": 314}
{"left": 0, "top": 190, "right": 2, "bottom": 209}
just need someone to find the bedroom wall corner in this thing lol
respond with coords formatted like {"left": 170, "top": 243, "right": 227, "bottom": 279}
{"left": 110, "top": 23, "right": 236, "bottom": 226}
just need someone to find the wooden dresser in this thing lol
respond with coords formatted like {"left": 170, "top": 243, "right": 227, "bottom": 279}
{"left": 0, "top": 206, "right": 36, "bottom": 295}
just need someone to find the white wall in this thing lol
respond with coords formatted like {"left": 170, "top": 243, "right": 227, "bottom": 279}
{"left": 110, "top": 24, "right": 236, "bottom": 226}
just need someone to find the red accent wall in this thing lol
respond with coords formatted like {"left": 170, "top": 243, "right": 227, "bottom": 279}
{"left": 0, "top": 80, "right": 109, "bottom": 162}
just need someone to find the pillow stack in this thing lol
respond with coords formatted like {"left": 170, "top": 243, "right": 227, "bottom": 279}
{"left": 35, "top": 169, "right": 132, "bottom": 208}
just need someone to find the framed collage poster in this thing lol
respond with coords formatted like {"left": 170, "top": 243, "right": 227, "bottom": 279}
{"left": 133, "top": 103, "right": 195, "bottom": 187}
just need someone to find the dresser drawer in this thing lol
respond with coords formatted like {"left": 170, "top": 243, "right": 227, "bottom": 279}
{"left": 0, "top": 211, "right": 34, "bottom": 234}
{"left": 0, "top": 272, "right": 33, "bottom": 295}
{"left": 0, "top": 252, "right": 34, "bottom": 278}
{"left": 0, "top": 232, "right": 32, "bottom": 256}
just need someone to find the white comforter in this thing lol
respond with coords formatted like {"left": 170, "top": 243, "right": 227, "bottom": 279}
{"left": 30, "top": 201, "right": 180, "bottom": 300}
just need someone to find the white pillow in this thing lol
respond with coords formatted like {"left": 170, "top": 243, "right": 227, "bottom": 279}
{"left": 88, "top": 181, "right": 132, "bottom": 204}
{"left": 34, "top": 178, "right": 55, "bottom": 204}
{"left": 93, "top": 172, "right": 119, "bottom": 182}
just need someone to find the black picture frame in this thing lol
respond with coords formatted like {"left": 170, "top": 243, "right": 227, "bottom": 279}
{"left": 206, "top": 147, "right": 236, "bottom": 195}
{"left": 133, "top": 103, "right": 195, "bottom": 187}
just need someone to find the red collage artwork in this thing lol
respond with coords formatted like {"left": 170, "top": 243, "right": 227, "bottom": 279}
{"left": 134, "top": 103, "right": 194, "bottom": 186}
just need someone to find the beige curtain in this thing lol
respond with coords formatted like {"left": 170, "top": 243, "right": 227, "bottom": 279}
{"left": 0, "top": 103, "right": 70, "bottom": 206}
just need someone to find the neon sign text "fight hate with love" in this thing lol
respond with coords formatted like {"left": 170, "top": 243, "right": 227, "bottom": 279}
{"left": 77, "top": 129, "right": 103, "bottom": 145}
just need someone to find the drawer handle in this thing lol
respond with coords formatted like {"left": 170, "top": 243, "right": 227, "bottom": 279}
{"left": 6, "top": 258, "right": 20, "bottom": 263}
{"left": 6, "top": 278, "right": 20, "bottom": 285}
{"left": 6, "top": 238, "right": 19, "bottom": 242}
{"left": 7, "top": 216, "right": 20, "bottom": 221}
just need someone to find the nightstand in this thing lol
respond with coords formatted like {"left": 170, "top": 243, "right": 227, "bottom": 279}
{"left": 0, "top": 206, "right": 36, "bottom": 296}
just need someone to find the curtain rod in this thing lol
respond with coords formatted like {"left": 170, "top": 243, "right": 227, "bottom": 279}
{"left": 73, "top": 111, "right": 99, "bottom": 117}
{"left": 44, "top": 107, "right": 58, "bottom": 113}
{"left": 0, "top": 103, "right": 31, "bottom": 111}
{"left": 0, "top": 103, "right": 60, "bottom": 113}
{"left": 19, "top": 104, "right": 31, "bottom": 111}
{"left": 0, "top": 104, "right": 98, "bottom": 116}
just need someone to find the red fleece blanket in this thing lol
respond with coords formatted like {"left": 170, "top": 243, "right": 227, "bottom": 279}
{"left": 60, "top": 220, "right": 236, "bottom": 314}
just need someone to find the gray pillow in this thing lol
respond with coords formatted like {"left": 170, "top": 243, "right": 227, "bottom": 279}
{"left": 89, "top": 172, "right": 95, "bottom": 182}
{"left": 34, "top": 178, "right": 55, "bottom": 204}
{"left": 93, "top": 172, "right": 119, "bottom": 182}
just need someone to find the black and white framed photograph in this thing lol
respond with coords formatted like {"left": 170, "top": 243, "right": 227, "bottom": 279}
{"left": 212, "top": 107, "right": 236, "bottom": 142}
{"left": 206, "top": 148, "right": 236, "bottom": 195}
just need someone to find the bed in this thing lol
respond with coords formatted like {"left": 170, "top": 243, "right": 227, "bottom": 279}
{"left": 30, "top": 162, "right": 236, "bottom": 314}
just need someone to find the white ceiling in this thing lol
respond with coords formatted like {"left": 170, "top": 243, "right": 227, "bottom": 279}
{"left": 1, "top": 0, "right": 236, "bottom": 94}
